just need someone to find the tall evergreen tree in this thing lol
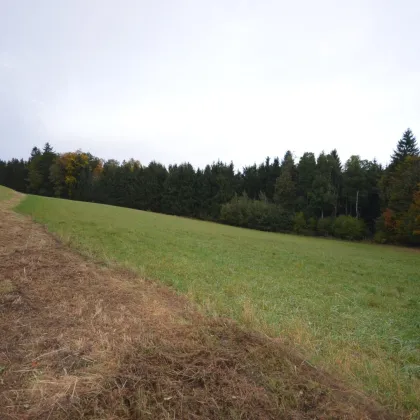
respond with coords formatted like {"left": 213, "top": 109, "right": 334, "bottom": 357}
{"left": 93, "top": 159, "right": 120, "bottom": 204}
{"left": 40, "top": 143, "right": 57, "bottom": 196}
{"left": 274, "top": 151, "right": 297, "bottom": 211}
{"left": 162, "top": 163, "right": 197, "bottom": 216}
{"left": 0, "top": 160, "right": 6, "bottom": 185}
{"left": 343, "top": 156, "right": 363, "bottom": 217}
{"left": 140, "top": 161, "right": 168, "bottom": 213}
{"left": 242, "top": 164, "right": 260, "bottom": 199}
{"left": 27, "top": 151, "right": 43, "bottom": 194}
{"left": 2, "top": 159, "right": 28, "bottom": 192}
{"left": 362, "top": 159, "right": 382, "bottom": 231}
{"left": 391, "top": 129, "right": 419, "bottom": 165}
{"left": 309, "top": 152, "right": 335, "bottom": 218}
{"left": 27, "top": 143, "right": 57, "bottom": 195}
{"left": 208, "top": 161, "right": 237, "bottom": 219}
{"left": 267, "top": 157, "right": 281, "bottom": 200}
{"left": 297, "top": 152, "right": 317, "bottom": 212}
{"left": 387, "top": 156, "right": 420, "bottom": 214}
{"left": 327, "top": 149, "right": 343, "bottom": 217}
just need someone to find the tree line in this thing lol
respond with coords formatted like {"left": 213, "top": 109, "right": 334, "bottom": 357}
{"left": 1, "top": 129, "right": 419, "bottom": 245}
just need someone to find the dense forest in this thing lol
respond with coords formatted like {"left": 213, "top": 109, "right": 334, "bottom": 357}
{"left": 1, "top": 129, "right": 419, "bottom": 245}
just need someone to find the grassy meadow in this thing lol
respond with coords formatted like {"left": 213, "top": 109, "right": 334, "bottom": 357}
{"left": 15, "top": 194, "right": 420, "bottom": 414}
{"left": 0, "top": 185, "right": 14, "bottom": 201}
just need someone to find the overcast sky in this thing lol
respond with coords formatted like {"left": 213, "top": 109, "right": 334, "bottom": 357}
{"left": 1, "top": 1, "right": 419, "bottom": 169}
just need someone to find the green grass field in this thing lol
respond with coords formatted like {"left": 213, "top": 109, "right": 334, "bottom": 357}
{"left": 0, "top": 185, "right": 14, "bottom": 201}
{"left": 15, "top": 194, "right": 420, "bottom": 414}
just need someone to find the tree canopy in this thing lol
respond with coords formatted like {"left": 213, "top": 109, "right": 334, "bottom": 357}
{"left": 1, "top": 128, "right": 419, "bottom": 245}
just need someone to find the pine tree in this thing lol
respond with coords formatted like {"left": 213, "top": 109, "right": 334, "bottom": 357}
{"left": 43, "top": 142, "right": 53, "bottom": 154}
{"left": 40, "top": 143, "right": 57, "bottom": 196}
{"left": 327, "top": 150, "right": 343, "bottom": 217}
{"left": 267, "top": 157, "right": 281, "bottom": 200}
{"left": 309, "top": 152, "right": 336, "bottom": 219}
{"left": 3, "top": 159, "right": 28, "bottom": 192}
{"left": 30, "top": 147, "right": 41, "bottom": 158}
{"left": 297, "top": 152, "right": 317, "bottom": 209}
{"left": 274, "top": 170, "right": 296, "bottom": 210}
{"left": 274, "top": 151, "right": 297, "bottom": 211}
{"left": 242, "top": 164, "right": 260, "bottom": 200}
{"left": 343, "top": 155, "right": 367, "bottom": 218}
{"left": 27, "top": 147, "right": 43, "bottom": 193}
{"left": 391, "top": 128, "right": 419, "bottom": 165}
{"left": 0, "top": 160, "right": 6, "bottom": 185}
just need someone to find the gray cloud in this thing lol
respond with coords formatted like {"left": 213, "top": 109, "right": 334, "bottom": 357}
{"left": 1, "top": 0, "right": 419, "bottom": 167}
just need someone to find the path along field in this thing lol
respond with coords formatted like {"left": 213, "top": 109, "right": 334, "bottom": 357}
{"left": 3, "top": 188, "right": 419, "bottom": 417}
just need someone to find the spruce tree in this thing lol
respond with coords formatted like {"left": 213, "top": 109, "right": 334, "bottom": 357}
{"left": 297, "top": 152, "right": 317, "bottom": 206}
{"left": 391, "top": 128, "right": 419, "bottom": 165}
{"left": 274, "top": 151, "right": 297, "bottom": 211}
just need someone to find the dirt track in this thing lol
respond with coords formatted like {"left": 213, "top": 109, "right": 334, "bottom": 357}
{"left": 0, "top": 193, "right": 394, "bottom": 419}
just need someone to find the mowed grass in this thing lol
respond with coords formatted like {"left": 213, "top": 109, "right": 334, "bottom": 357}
{"left": 0, "top": 185, "right": 14, "bottom": 201}
{"left": 16, "top": 195, "right": 420, "bottom": 414}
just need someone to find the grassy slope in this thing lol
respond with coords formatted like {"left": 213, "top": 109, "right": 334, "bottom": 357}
{"left": 16, "top": 195, "right": 420, "bottom": 414}
{"left": 0, "top": 185, "right": 14, "bottom": 201}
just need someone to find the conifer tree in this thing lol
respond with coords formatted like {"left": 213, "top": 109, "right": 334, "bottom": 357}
{"left": 391, "top": 129, "right": 419, "bottom": 165}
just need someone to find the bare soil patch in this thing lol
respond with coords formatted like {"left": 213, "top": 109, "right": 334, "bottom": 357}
{"left": 0, "top": 194, "right": 395, "bottom": 419}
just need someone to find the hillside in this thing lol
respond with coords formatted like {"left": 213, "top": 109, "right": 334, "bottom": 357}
{"left": 1, "top": 187, "right": 418, "bottom": 418}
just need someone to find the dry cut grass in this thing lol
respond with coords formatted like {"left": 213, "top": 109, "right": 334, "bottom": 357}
{"left": 0, "top": 191, "right": 395, "bottom": 419}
